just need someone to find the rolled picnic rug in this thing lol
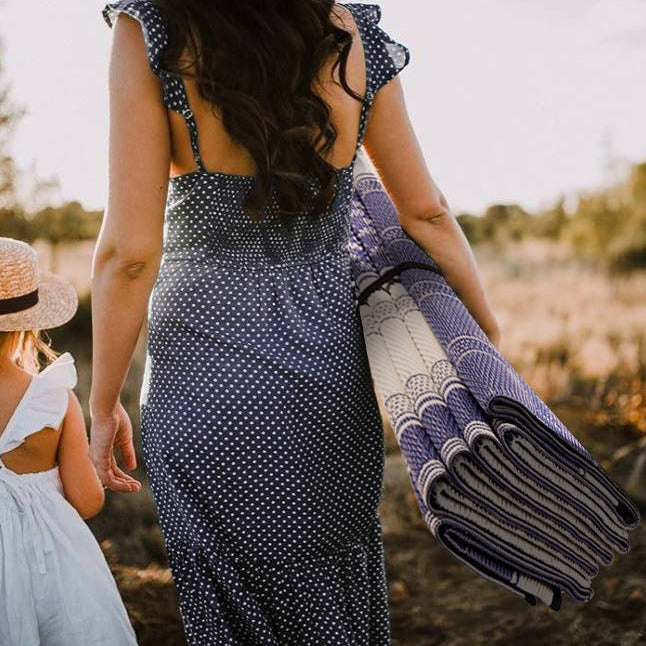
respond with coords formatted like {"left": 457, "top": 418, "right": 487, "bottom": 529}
{"left": 349, "top": 150, "right": 641, "bottom": 609}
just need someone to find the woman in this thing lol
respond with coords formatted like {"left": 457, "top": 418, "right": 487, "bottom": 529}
{"left": 90, "top": 1, "right": 501, "bottom": 643}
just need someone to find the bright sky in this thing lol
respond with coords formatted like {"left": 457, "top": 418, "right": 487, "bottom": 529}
{"left": 1, "top": 0, "right": 646, "bottom": 215}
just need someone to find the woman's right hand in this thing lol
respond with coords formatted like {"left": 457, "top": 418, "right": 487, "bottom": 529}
{"left": 89, "top": 401, "right": 142, "bottom": 494}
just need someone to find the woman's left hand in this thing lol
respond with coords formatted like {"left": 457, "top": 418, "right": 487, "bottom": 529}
{"left": 89, "top": 402, "right": 142, "bottom": 493}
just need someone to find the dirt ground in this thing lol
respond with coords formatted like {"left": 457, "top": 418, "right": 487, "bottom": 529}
{"left": 381, "top": 405, "right": 646, "bottom": 646}
{"left": 382, "top": 458, "right": 645, "bottom": 646}
{"left": 102, "top": 405, "right": 645, "bottom": 646}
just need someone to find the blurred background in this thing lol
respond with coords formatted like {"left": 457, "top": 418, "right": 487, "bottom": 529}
{"left": 0, "top": 1, "right": 645, "bottom": 644}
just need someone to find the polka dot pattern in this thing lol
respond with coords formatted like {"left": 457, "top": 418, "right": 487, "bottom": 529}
{"left": 103, "top": 2, "right": 410, "bottom": 644}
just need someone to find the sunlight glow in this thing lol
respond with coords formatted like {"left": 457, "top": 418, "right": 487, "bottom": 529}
{"left": 1, "top": 0, "right": 645, "bottom": 214}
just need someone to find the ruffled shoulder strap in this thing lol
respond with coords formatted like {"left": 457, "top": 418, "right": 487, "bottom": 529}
{"left": 343, "top": 3, "right": 410, "bottom": 96}
{"left": 0, "top": 352, "right": 78, "bottom": 454}
{"left": 102, "top": 1, "right": 167, "bottom": 81}
{"left": 102, "top": 1, "right": 205, "bottom": 169}
{"left": 341, "top": 3, "right": 410, "bottom": 151}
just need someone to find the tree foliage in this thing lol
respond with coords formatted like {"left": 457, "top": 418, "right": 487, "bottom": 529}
{"left": 457, "top": 161, "right": 646, "bottom": 273}
{"left": 0, "top": 41, "right": 103, "bottom": 248}
{"left": 566, "top": 163, "right": 646, "bottom": 272}
{"left": 31, "top": 201, "right": 103, "bottom": 244}
{"left": 0, "top": 38, "right": 25, "bottom": 210}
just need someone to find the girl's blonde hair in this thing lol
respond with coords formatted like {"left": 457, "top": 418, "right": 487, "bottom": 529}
{"left": 0, "top": 329, "right": 58, "bottom": 374}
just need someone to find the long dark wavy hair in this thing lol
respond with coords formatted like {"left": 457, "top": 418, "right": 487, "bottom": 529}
{"left": 155, "top": 0, "right": 364, "bottom": 221}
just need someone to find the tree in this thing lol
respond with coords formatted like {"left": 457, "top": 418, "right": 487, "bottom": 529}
{"left": 456, "top": 212, "right": 485, "bottom": 244}
{"left": 0, "top": 36, "right": 24, "bottom": 211}
{"left": 533, "top": 196, "right": 568, "bottom": 241}
{"left": 0, "top": 207, "right": 32, "bottom": 240}
{"left": 482, "top": 203, "right": 531, "bottom": 244}
{"left": 0, "top": 35, "right": 31, "bottom": 241}
{"left": 31, "top": 201, "right": 103, "bottom": 272}
{"left": 607, "top": 163, "right": 646, "bottom": 272}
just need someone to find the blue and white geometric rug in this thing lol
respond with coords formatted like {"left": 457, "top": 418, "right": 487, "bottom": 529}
{"left": 349, "top": 151, "right": 641, "bottom": 610}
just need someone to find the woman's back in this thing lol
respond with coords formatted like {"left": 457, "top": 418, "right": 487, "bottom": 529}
{"left": 166, "top": 4, "right": 367, "bottom": 179}
{"left": 103, "top": 2, "right": 416, "bottom": 213}
{"left": 98, "top": 1, "right": 413, "bottom": 643}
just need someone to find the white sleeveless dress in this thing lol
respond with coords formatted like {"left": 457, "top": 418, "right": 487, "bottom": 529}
{"left": 0, "top": 352, "right": 138, "bottom": 645}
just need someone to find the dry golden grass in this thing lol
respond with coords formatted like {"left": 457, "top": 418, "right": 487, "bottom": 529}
{"left": 33, "top": 239, "right": 96, "bottom": 295}
{"left": 476, "top": 240, "right": 646, "bottom": 432}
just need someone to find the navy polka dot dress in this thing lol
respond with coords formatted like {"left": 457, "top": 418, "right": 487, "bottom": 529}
{"left": 102, "top": 3, "right": 410, "bottom": 644}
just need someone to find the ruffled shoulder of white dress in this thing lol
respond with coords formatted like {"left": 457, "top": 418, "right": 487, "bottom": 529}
{"left": 0, "top": 352, "right": 78, "bottom": 453}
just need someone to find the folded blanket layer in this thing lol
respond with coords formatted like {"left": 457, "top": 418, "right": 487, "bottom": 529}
{"left": 349, "top": 157, "right": 640, "bottom": 609}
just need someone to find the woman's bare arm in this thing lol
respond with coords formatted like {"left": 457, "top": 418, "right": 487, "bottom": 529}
{"left": 89, "top": 13, "right": 170, "bottom": 491}
{"left": 362, "top": 78, "right": 501, "bottom": 346}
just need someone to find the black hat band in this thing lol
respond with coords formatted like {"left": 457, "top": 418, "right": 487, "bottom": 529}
{"left": 0, "top": 289, "right": 39, "bottom": 315}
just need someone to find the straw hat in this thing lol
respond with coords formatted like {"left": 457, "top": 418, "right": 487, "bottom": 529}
{"left": 0, "top": 237, "right": 78, "bottom": 332}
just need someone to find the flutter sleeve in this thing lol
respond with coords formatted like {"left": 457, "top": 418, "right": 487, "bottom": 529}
{"left": 102, "top": 0, "right": 186, "bottom": 112}
{"left": 102, "top": 1, "right": 167, "bottom": 78}
{"left": 344, "top": 3, "right": 411, "bottom": 95}
{"left": 0, "top": 353, "right": 78, "bottom": 453}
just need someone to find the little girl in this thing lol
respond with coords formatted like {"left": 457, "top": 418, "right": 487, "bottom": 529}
{"left": 0, "top": 237, "right": 137, "bottom": 645}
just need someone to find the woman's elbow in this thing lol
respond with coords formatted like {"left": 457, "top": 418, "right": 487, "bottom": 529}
{"left": 399, "top": 200, "right": 453, "bottom": 230}
{"left": 93, "top": 239, "right": 161, "bottom": 281}
{"left": 397, "top": 201, "right": 460, "bottom": 253}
